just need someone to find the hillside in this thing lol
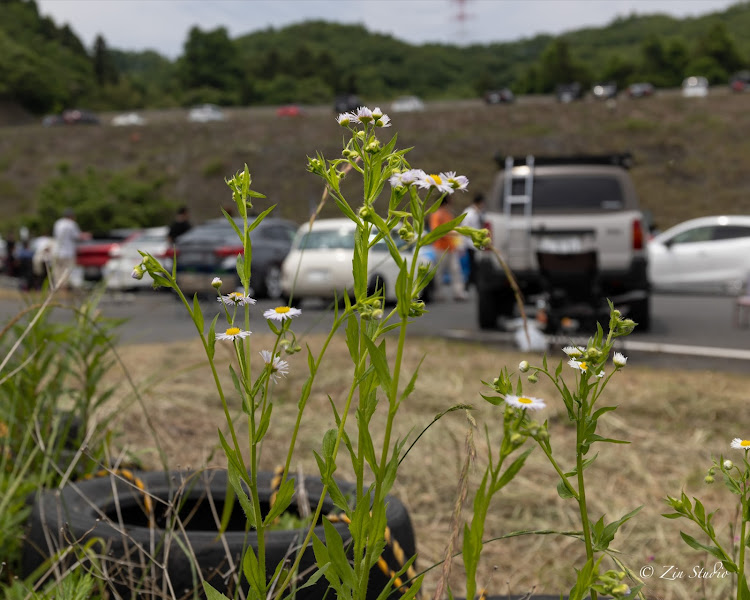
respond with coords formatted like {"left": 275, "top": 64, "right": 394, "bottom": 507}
{"left": 1, "top": 91, "right": 749, "bottom": 236}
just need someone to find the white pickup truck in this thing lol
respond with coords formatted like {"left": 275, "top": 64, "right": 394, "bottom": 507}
{"left": 475, "top": 153, "right": 651, "bottom": 331}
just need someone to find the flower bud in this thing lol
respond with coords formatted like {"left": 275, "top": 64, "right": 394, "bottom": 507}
{"left": 358, "top": 205, "right": 374, "bottom": 221}
{"left": 371, "top": 107, "right": 383, "bottom": 119}
{"left": 527, "top": 373, "right": 538, "bottom": 384}
{"left": 211, "top": 277, "right": 222, "bottom": 289}
{"left": 131, "top": 264, "right": 144, "bottom": 280}
{"left": 705, "top": 475, "right": 715, "bottom": 484}
{"left": 365, "top": 139, "right": 381, "bottom": 153}
{"left": 371, "top": 309, "right": 383, "bottom": 320}
{"left": 519, "top": 360, "right": 530, "bottom": 372}
{"left": 724, "top": 459, "right": 734, "bottom": 470}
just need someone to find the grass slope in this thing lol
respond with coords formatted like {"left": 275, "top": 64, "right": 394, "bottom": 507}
{"left": 1, "top": 91, "right": 749, "bottom": 232}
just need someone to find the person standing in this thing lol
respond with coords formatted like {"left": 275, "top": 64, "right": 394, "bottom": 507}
{"left": 461, "top": 193, "right": 486, "bottom": 292}
{"left": 52, "top": 207, "right": 86, "bottom": 290}
{"left": 168, "top": 206, "right": 192, "bottom": 244}
{"left": 429, "top": 196, "right": 468, "bottom": 301}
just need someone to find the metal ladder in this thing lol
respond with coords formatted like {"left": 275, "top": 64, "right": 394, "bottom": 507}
{"left": 502, "top": 155, "right": 535, "bottom": 259}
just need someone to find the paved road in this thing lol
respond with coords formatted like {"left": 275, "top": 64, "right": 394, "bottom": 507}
{"left": 3, "top": 285, "right": 748, "bottom": 371}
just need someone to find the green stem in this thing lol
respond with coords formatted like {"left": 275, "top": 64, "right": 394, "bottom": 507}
{"left": 576, "top": 407, "right": 596, "bottom": 600}
{"left": 738, "top": 482, "right": 747, "bottom": 600}
{"left": 536, "top": 441, "right": 579, "bottom": 501}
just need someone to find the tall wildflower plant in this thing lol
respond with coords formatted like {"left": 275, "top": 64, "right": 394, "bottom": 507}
{"left": 664, "top": 439, "right": 750, "bottom": 599}
{"left": 481, "top": 306, "right": 642, "bottom": 600}
{"left": 137, "top": 105, "right": 494, "bottom": 600}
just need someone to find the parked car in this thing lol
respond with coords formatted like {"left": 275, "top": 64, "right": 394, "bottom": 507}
{"left": 647, "top": 215, "right": 750, "bottom": 295}
{"left": 483, "top": 89, "right": 515, "bottom": 104}
{"left": 188, "top": 104, "right": 225, "bottom": 123}
{"left": 591, "top": 82, "right": 617, "bottom": 100}
{"left": 280, "top": 218, "right": 432, "bottom": 305}
{"left": 390, "top": 95, "right": 425, "bottom": 112}
{"left": 172, "top": 216, "right": 297, "bottom": 299}
{"left": 681, "top": 76, "right": 709, "bottom": 98}
{"left": 333, "top": 94, "right": 361, "bottom": 113}
{"left": 112, "top": 112, "right": 146, "bottom": 126}
{"left": 276, "top": 104, "right": 303, "bottom": 117}
{"left": 626, "top": 82, "right": 655, "bottom": 98}
{"left": 77, "top": 229, "right": 141, "bottom": 283}
{"left": 42, "top": 109, "right": 100, "bottom": 126}
{"left": 555, "top": 82, "right": 583, "bottom": 103}
{"left": 730, "top": 70, "right": 750, "bottom": 92}
{"left": 102, "top": 226, "right": 170, "bottom": 290}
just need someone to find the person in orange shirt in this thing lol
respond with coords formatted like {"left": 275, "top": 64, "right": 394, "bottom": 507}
{"left": 429, "top": 196, "right": 468, "bottom": 301}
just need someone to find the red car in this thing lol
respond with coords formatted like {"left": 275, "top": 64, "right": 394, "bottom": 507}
{"left": 76, "top": 229, "right": 140, "bottom": 282}
{"left": 276, "top": 105, "right": 302, "bottom": 117}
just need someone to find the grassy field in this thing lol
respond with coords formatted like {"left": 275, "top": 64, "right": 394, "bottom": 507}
{"left": 1, "top": 91, "right": 750, "bottom": 231}
{"left": 103, "top": 327, "right": 750, "bottom": 600}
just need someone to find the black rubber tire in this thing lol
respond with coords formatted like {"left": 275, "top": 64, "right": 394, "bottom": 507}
{"left": 478, "top": 290, "right": 499, "bottom": 329}
{"left": 628, "top": 296, "right": 651, "bottom": 333}
{"left": 256, "top": 264, "right": 283, "bottom": 300}
{"left": 22, "top": 470, "right": 416, "bottom": 600}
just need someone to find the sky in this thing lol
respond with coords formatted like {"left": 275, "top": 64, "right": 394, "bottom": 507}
{"left": 35, "top": 0, "right": 739, "bottom": 59}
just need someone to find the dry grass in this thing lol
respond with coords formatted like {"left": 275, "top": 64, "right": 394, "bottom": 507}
{"left": 3, "top": 92, "right": 750, "bottom": 231}
{"left": 103, "top": 329, "right": 750, "bottom": 600}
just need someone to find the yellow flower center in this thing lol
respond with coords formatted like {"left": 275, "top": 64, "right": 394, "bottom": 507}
{"left": 275, "top": 306, "right": 290, "bottom": 314}
{"left": 579, "top": 361, "right": 588, "bottom": 371}
{"left": 229, "top": 292, "right": 242, "bottom": 299}
{"left": 742, "top": 440, "right": 750, "bottom": 447}
{"left": 429, "top": 174, "right": 442, "bottom": 185}
{"left": 226, "top": 327, "right": 241, "bottom": 336}
{"left": 518, "top": 397, "right": 533, "bottom": 405}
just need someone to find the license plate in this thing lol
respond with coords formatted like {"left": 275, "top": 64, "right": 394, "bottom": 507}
{"left": 307, "top": 269, "right": 329, "bottom": 283}
{"left": 537, "top": 236, "right": 588, "bottom": 254}
{"left": 178, "top": 272, "right": 210, "bottom": 293}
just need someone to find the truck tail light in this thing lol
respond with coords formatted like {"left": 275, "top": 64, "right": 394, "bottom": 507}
{"left": 163, "top": 247, "right": 177, "bottom": 258}
{"left": 482, "top": 219, "right": 493, "bottom": 250}
{"left": 632, "top": 219, "right": 644, "bottom": 251}
{"left": 214, "top": 246, "right": 245, "bottom": 258}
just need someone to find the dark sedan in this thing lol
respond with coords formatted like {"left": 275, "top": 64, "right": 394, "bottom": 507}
{"left": 171, "top": 216, "right": 298, "bottom": 299}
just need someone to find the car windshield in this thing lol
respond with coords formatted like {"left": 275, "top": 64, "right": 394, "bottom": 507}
{"left": 295, "top": 228, "right": 408, "bottom": 251}
{"left": 502, "top": 176, "right": 624, "bottom": 213}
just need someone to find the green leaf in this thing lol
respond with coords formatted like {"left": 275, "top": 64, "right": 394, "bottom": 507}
{"left": 193, "top": 293, "right": 204, "bottom": 332}
{"left": 421, "top": 214, "right": 465, "bottom": 246}
{"left": 493, "top": 449, "right": 532, "bottom": 492}
{"left": 363, "top": 336, "right": 392, "bottom": 392}
{"left": 226, "top": 460, "right": 256, "bottom": 529}
{"left": 593, "top": 506, "right": 642, "bottom": 551}
{"left": 557, "top": 478, "right": 576, "bottom": 499}
{"left": 739, "top": 575, "right": 750, "bottom": 600}
{"left": 254, "top": 403, "right": 273, "bottom": 442}
{"left": 661, "top": 512, "right": 685, "bottom": 519}
{"left": 241, "top": 545, "right": 266, "bottom": 597}
{"left": 679, "top": 531, "right": 728, "bottom": 562}
{"left": 207, "top": 314, "right": 218, "bottom": 361}
{"left": 247, "top": 204, "right": 276, "bottom": 232}
{"left": 323, "top": 518, "right": 358, "bottom": 590}
{"left": 264, "top": 478, "right": 295, "bottom": 525}
{"left": 400, "top": 355, "right": 425, "bottom": 402}
{"left": 203, "top": 582, "right": 231, "bottom": 600}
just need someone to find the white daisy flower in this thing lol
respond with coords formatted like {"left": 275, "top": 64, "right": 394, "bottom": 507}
{"left": 613, "top": 352, "right": 628, "bottom": 368}
{"left": 389, "top": 168, "right": 426, "bottom": 188}
{"left": 562, "top": 345, "right": 584, "bottom": 358}
{"left": 336, "top": 112, "right": 355, "bottom": 126}
{"left": 504, "top": 394, "right": 546, "bottom": 411}
{"left": 417, "top": 172, "right": 454, "bottom": 195}
{"left": 731, "top": 438, "right": 750, "bottom": 450}
{"left": 260, "top": 350, "right": 290, "bottom": 383}
{"left": 216, "top": 327, "right": 252, "bottom": 341}
{"left": 354, "top": 106, "right": 373, "bottom": 123}
{"left": 218, "top": 292, "right": 257, "bottom": 306}
{"left": 375, "top": 113, "right": 392, "bottom": 128}
{"left": 264, "top": 306, "right": 302, "bottom": 322}
{"left": 568, "top": 359, "right": 602, "bottom": 379}
{"left": 442, "top": 171, "right": 469, "bottom": 191}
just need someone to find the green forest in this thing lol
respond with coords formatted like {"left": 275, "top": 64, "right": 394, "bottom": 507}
{"left": 2, "top": 0, "right": 750, "bottom": 114}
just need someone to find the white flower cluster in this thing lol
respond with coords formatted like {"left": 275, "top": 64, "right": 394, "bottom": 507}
{"left": 388, "top": 169, "right": 469, "bottom": 195}
{"left": 337, "top": 106, "right": 391, "bottom": 128}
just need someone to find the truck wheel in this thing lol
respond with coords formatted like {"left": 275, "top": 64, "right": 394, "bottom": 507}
{"left": 628, "top": 297, "right": 651, "bottom": 332}
{"left": 478, "top": 291, "right": 499, "bottom": 329}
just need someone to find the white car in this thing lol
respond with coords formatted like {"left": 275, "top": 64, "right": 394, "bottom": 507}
{"left": 390, "top": 96, "right": 425, "bottom": 113}
{"left": 102, "top": 226, "right": 171, "bottom": 290}
{"left": 111, "top": 112, "right": 146, "bottom": 126}
{"left": 681, "top": 76, "right": 708, "bottom": 98}
{"left": 188, "top": 104, "right": 225, "bottom": 123}
{"left": 280, "top": 218, "right": 430, "bottom": 304}
{"left": 648, "top": 215, "right": 750, "bottom": 295}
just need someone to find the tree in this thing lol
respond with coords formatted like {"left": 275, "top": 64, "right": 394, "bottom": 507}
{"left": 178, "top": 26, "right": 242, "bottom": 99}
{"left": 93, "top": 35, "right": 119, "bottom": 86}
{"left": 694, "top": 23, "right": 744, "bottom": 74}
